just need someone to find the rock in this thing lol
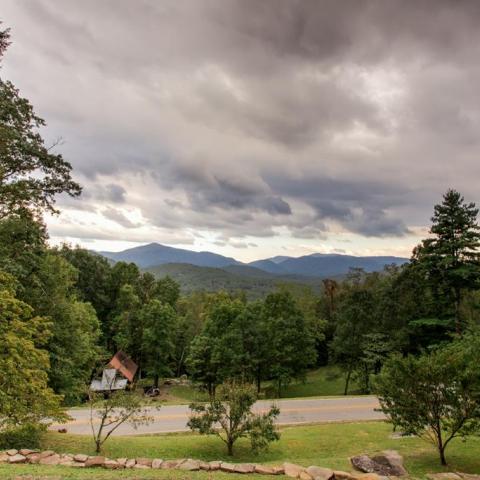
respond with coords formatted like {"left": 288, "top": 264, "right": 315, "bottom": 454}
{"left": 19, "top": 449, "right": 36, "bottom": 456}
{"left": 284, "top": 463, "right": 306, "bottom": 478}
{"left": 180, "top": 459, "right": 201, "bottom": 471}
{"left": 162, "top": 459, "right": 185, "bottom": 469}
{"left": 85, "top": 456, "right": 106, "bottom": 467}
{"left": 152, "top": 459, "right": 163, "bottom": 469}
{"left": 9, "top": 454, "right": 27, "bottom": 464}
{"left": 352, "top": 474, "right": 384, "bottom": 480}
{"left": 372, "top": 450, "right": 407, "bottom": 476}
{"left": 273, "top": 466, "right": 286, "bottom": 475}
{"left": 134, "top": 464, "right": 151, "bottom": 469}
{"left": 104, "top": 460, "right": 123, "bottom": 469}
{"left": 6, "top": 449, "right": 19, "bottom": 456}
{"left": 352, "top": 451, "right": 407, "bottom": 477}
{"left": 0, "top": 453, "right": 10, "bottom": 463}
{"left": 71, "top": 462, "right": 86, "bottom": 468}
{"left": 427, "top": 475, "right": 463, "bottom": 480}
{"left": 74, "top": 454, "right": 89, "bottom": 462}
{"left": 125, "top": 458, "right": 136, "bottom": 468}
{"left": 234, "top": 463, "right": 256, "bottom": 474}
{"left": 300, "top": 472, "right": 313, "bottom": 480}
{"left": 39, "top": 454, "right": 61, "bottom": 465}
{"left": 307, "top": 466, "right": 335, "bottom": 480}
{"left": 28, "top": 451, "right": 56, "bottom": 464}
{"left": 221, "top": 462, "right": 237, "bottom": 473}
{"left": 199, "top": 460, "right": 211, "bottom": 471}
{"left": 116, "top": 458, "right": 127, "bottom": 466}
{"left": 256, "top": 465, "right": 277, "bottom": 475}
{"left": 334, "top": 471, "right": 357, "bottom": 480}
{"left": 136, "top": 457, "right": 153, "bottom": 467}
{"left": 209, "top": 461, "right": 222, "bottom": 471}
{"left": 458, "top": 475, "right": 480, "bottom": 480}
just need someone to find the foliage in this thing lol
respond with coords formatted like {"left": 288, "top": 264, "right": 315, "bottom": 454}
{"left": 0, "top": 423, "right": 45, "bottom": 450}
{"left": 0, "top": 76, "right": 81, "bottom": 219}
{"left": 412, "top": 189, "right": 480, "bottom": 333}
{"left": 88, "top": 388, "right": 153, "bottom": 453}
{"left": 141, "top": 299, "right": 176, "bottom": 387}
{"left": 0, "top": 272, "right": 67, "bottom": 428}
{"left": 188, "top": 381, "right": 280, "bottom": 455}
{"left": 375, "top": 331, "right": 480, "bottom": 465}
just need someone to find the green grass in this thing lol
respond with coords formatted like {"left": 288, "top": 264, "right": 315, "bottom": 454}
{"left": 3, "top": 421, "right": 478, "bottom": 479}
{"left": 263, "top": 366, "right": 360, "bottom": 399}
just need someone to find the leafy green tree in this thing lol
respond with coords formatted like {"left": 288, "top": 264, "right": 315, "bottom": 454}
{"left": 141, "top": 299, "right": 176, "bottom": 387}
{"left": 262, "top": 291, "right": 317, "bottom": 396}
{"left": 29, "top": 253, "right": 101, "bottom": 404}
{"left": 413, "top": 189, "right": 480, "bottom": 334}
{"left": 0, "top": 271, "right": 67, "bottom": 427}
{"left": 188, "top": 381, "right": 280, "bottom": 456}
{"left": 0, "top": 31, "right": 80, "bottom": 219}
{"left": 376, "top": 332, "right": 480, "bottom": 465}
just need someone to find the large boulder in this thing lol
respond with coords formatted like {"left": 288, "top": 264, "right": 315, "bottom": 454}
{"left": 351, "top": 450, "right": 407, "bottom": 477}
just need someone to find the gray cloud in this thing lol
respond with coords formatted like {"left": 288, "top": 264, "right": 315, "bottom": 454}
{"left": 2, "top": 0, "right": 480, "bottom": 247}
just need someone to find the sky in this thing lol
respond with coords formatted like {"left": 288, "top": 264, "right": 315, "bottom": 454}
{"left": 2, "top": 0, "right": 480, "bottom": 262}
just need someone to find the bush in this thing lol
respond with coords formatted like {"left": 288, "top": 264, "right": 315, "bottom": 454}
{"left": 0, "top": 423, "right": 46, "bottom": 450}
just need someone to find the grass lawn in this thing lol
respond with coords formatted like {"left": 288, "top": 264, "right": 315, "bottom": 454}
{"left": 2, "top": 421, "right": 479, "bottom": 479}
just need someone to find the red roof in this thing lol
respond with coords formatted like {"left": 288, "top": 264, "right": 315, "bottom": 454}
{"left": 108, "top": 351, "right": 138, "bottom": 383}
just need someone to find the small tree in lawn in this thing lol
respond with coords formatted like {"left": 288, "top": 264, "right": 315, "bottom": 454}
{"left": 375, "top": 332, "right": 480, "bottom": 465}
{"left": 188, "top": 380, "right": 280, "bottom": 456}
{"left": 89, "top": 386, "right": 153, "bottom": 453}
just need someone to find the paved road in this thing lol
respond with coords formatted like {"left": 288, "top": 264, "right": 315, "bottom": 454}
{"left": 51, "top": 397, "right": 384, "bottom": 436}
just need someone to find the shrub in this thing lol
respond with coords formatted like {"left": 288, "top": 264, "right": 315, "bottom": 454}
{"left": 0, "top": 423, "right": 46, "bottom": 450}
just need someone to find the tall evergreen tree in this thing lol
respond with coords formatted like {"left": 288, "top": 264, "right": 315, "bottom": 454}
{"left": 413, "top": 189, "right": 480, "bottom": 333}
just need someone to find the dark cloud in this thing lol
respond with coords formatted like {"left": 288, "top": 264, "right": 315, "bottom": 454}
{"left": 2, "top": 0, "right": 480, "bottom": 247}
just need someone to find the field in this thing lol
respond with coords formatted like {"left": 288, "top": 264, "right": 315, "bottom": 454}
{"left": 2, "top": 421, "right": 479, "bottom": 479}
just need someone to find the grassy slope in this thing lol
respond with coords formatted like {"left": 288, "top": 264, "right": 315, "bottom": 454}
{"left": 2, "top": 421, "right": 479, "bottom": 479}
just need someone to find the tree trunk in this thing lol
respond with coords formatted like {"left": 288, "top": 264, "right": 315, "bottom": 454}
{"left": 439, "top": 445, "right": 447, "bottom": 466}
{"left": 154, "top": 374, "right": 159, "bottom": 388}
{"left": 256, "top": 371, "right": 261, "bottom": 394}
{"left": 95, "top": 439, "right": 101, "bottom": 453}
{"left": 227, "top": 439, "right": 234, "bottom": 456}
{"left": 344, "top": 369, "right": 352, "bottom": 395}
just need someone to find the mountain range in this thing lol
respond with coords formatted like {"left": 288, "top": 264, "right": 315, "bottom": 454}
{"left": 100, "top": 242, "right": 408, "bottom": 280}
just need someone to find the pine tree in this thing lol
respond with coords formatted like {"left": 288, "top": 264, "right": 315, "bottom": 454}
{"left": 413, "top": 189, "right": 480, "bottom": 333}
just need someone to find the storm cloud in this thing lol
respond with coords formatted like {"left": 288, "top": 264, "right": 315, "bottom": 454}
{"left": 2, "top": 0, "right": 480, "bottom": 258}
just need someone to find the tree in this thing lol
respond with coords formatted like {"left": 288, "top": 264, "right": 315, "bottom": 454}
{"left": 413, "top": 189, "right": 480, "bottom": 334}
{"left": 262, "top": 291, "right": 317, "bottom": 397}
{"left": 0, "top": 40, "right": 81, "bottom": 218}
{"left": 0, "top": 271, "right": 67, "bottom": 428}
{"left": 28, "top": 253, "right": 101, "bottom": 404}
{"left": 141, "top": 299, "right": 176, "bottom": 387}
{"left": 188, "top": 380, "right": 280, "bottom": 456}
{"left": 88, "top": 386, "right": 152, "bottom": 453}
{"left": 375, "top": 332, "right": 480, "bottom": 465}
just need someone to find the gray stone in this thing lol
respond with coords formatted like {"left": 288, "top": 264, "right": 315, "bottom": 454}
{"left": 221, "top": 462, "right": 237, "bottom": 473}
{"left": 209, "top": 460, "right": 222, "bottom": 471}
{"left": 284, "top": 463, "right": 306, "bottom": 478}
{"left": 234, "top": 463, "right": 256, "bottom": 474}
{"left": 180, "top": 459, "right": 201, "bottom": 471}
{"left": 351, "top": 450, "right": 407, "bottom": 477}
{"left": 6, "top": 449, "right": 18, "bottom": 456}
{"left": 9, "top": 454, "right": 26, "bottom": 464}
{"left": 427, "top": 475, "right": 463, "bottom": 480}
{"left": 73, "top": 454, "right": 89, "bottom": 462}
{"left": 85, "top": 456, "right": 106, "bottom": 467}
{"left": 125, "top": 458, "right": 136, "bottom": 468}
{"left": 307, "top": 466, "right": 334, "bottom": 480}
{"left": 39, "top": 454, "right": 61, "bottom": 465}
{"left": 152, "top": 458, "right": 164, "bottom": 469}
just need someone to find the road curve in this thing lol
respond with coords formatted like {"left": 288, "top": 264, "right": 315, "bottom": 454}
{"left": 51, "top": 397, "right": 384, "bottom": 436}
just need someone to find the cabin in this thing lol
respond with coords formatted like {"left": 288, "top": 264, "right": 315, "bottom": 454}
{"left": 89, "top": 351, "right": 138, "bottom": 392}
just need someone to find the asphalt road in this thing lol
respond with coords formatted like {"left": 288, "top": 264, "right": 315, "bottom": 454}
{"left": 52, "top": 397, "right": 384, "bottom": 436}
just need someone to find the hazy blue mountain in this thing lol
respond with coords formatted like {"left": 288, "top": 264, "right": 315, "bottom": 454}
{"left": 99, "top": 242, "right": 408, "bottom": 278}
{"left": 248, "top": 259, "right": 289, "bottom": 274}
{"left": 100, "top": 242, "right": 240, "bottom": 268}
{"left": 274, "top": 253, "right": 408, "bottom": 277}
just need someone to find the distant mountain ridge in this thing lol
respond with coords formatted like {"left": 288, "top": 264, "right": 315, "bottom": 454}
{"left": 99, "top": 242, "right": 408, "bottom": 278}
